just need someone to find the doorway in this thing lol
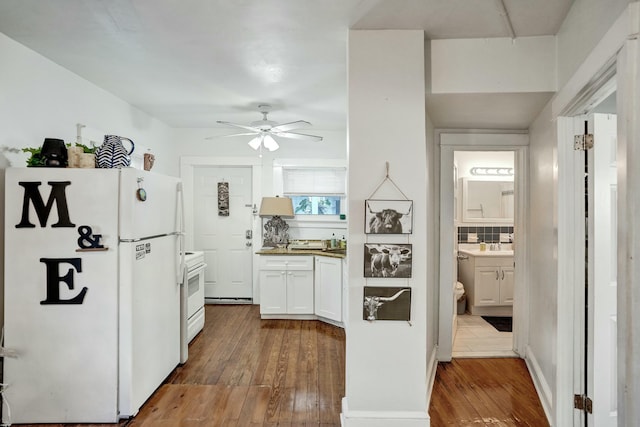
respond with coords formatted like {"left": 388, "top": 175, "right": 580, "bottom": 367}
{"left": 180, "top": 156, "right": 263, "bottom": 303}
{"left": 437, "top": 132, "right": 528, "bottom": 362}
{"left": 567, "top": 102, "right": 618, "bottom": 426}
{"left": 453, "top": 150, "right": 517, "bottom": 358}
{"left": 193, "top": 166, "right": 254, "bottom": 302}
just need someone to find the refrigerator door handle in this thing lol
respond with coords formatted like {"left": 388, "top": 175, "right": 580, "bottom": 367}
{"left": 177, "top": 181, "right": 186, "bottom": 286}
{"left": 120, "top": 231, "right": 182, "bottom": 243}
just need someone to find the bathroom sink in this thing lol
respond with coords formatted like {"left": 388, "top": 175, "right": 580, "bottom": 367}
{"left": 459, "top": 248, "right": 514, "bottom": 257}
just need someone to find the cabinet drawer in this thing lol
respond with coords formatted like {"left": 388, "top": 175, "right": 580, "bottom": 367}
{"left": 259, "top": 255, "right": 313, "bottom": 270}
{"left": 474, "top": 256, "right": 513, "bottom": 267}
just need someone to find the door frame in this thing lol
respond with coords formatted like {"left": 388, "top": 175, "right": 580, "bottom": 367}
{"left": 436, "top": 131, "right": 529, "bottom": 361}
{"left": 180, "top": 157, "right": 263, "bottom": 301}
{"left": 554, "top": 3, "right": 640, "bottom": 424}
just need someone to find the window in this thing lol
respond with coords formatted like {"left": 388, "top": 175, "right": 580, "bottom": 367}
{"left": 282, "top": 167, "right": 346, "bottom": 216}
{"left": 290, "top": 195, "right": 342, "bottom": 215}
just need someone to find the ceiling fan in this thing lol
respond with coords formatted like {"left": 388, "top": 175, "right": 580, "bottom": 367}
{"left": 211, "top": 104, "right": 323, "bottom": 152}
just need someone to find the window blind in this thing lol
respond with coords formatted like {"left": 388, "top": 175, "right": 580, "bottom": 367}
{"left": 282, "top": 167, "right": 346, "bottom": 195}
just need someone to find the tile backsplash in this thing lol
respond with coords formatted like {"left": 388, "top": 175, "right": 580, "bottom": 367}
{"left": 457, "top": 226, "right": 514, "bottom": 244}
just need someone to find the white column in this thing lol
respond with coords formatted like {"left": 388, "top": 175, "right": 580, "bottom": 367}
{"left": 343, "top": 30, "right": 429, "bottom": 427}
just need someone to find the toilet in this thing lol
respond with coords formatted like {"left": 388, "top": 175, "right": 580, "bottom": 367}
{"left": 454, "top": 281, "right": 465, "bottom": 314}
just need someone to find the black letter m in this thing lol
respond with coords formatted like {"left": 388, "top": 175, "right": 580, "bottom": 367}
{"left": 16, "top": 181, "right": 76, "bottom": 228}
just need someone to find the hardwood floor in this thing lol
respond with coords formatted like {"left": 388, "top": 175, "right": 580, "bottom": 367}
{"left": 16, "top": 306, "right": 549, "bottom": 426}
{"left": 20, "top": 304, "right": 345, "bottom": 427}
{"left": 429, "top": 358, "right": 550, "bottom": 426}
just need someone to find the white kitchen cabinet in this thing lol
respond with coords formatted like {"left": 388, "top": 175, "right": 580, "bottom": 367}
{"left": 314, "top": 256, "right": 342, "bottom": 323}
{"left": 259, "top": 256, "right": 314, "bottom": 315}
{"left": 457, "top": 251, "right": 514, "bottom": 316}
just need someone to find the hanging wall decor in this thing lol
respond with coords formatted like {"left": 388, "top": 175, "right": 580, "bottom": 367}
{"left": 364, "top": 162, "right": 413, "bottom": 234}
{"left": 365, "top": 199, "right": 413, "bottom": 234}
{"left": 364, "top": 243, "right": 412, "bottom": 278}
{"left": 218, "top": 181, "right": 229, "bottom": 216}
{"left": 363, "top": 286, "right": 411, "bottom": 321}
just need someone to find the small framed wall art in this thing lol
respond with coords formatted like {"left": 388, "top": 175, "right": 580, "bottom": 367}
{"left": 218, "top": 181, "right": 229, "bottom": 216}
{"left": 363, "top": 286, "right": 412, "bottom": 321}
{"left": 365, "top": 199, "right": 413, "bottom": 234}
{"left": 363, "top": 243, "right": 412, "bottom": 278}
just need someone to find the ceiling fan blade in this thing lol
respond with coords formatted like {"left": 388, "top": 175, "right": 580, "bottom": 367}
{"left": 270, "top": 131, "right": 323, "bottom": 142}
{"left": 205, "top": 132, "right": 258, "bottom": 140}
{"left": 269, "top": 120, "right": 311, "bottom": 133}
{"left": 217, "top": 120, "right": 261, "bottom": 133}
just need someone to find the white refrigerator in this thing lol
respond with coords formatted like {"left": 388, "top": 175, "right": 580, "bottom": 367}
{"left": 3, "top": 167, "right": 183, "bottom": 423}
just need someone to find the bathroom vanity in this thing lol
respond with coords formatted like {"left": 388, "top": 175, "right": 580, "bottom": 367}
{"left": 457, "top": 248, "right": 514, "bottom": 316}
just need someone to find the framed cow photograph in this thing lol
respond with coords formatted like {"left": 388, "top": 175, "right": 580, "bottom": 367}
{"left": 365, "top": 199, "right": 413, "bottom": 234}
{"left": 363, "top": 243, "right": 412, "bottom": 278}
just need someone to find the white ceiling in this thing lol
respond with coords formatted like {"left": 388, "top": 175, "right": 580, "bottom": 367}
{"left": 0, "top": 0, "right": 574, "bottom": 133}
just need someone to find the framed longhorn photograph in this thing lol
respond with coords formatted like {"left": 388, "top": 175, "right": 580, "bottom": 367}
{"left": 365, "top": 199, "right": 413, "bottom": 234}
{"left": 364, "top": 243, "right": 412, "bottom": 278}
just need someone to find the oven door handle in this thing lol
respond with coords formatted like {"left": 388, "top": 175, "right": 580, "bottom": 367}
{"left": 187, "top": 263, "right": 207, "bottom": 278}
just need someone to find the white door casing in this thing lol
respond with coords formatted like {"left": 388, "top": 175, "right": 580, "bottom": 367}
{"left": 437, "top": 133, "right": 528, "bottom": 362}
{"left": 587, "top": 113, "right": 618, "bottom": 425}
{"left": 194, "top": 166, "right": 254, "bottom": 300}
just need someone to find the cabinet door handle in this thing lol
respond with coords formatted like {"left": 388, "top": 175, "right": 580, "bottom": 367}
{"left": 496, "top": 270, "right": 499, "bottom": 280}
{"left": 501, "top": 270, "right": 505, "bottom": 280}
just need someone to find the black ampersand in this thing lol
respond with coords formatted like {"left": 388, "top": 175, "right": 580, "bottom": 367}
{"left": 77, "top": 225, "right": 104, "bottom": 249}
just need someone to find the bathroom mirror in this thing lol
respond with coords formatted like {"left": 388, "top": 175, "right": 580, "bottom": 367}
{"left": 461, "top": 178, "right": 514, "bottom": 223}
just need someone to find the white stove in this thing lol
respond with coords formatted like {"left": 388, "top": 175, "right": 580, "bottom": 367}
{"left": 180, "top": 251, "right": 206, "bottom": 363}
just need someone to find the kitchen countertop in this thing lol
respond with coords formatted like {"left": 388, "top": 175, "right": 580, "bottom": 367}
{"left": 256, "top": 247, "right": 347, "bottom": 259}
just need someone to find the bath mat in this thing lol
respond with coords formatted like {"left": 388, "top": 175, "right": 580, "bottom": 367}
{"left": 481, "top": 316, "right": 512, "bottom": 332}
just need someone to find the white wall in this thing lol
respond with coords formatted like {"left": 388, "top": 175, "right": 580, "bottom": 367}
{"left": 556, "top": 0, "right": 632, "bottom": 89}
{"left": 526, "top": 102, "right": 558, "bottom": 416}
{"left": 425, "top": 114, "right": 439, "bottom": 399}
{"left": 344, "top": 30, "right": 429, "bottom": 426}
{"left": 0, "top": 33, "right": 177, "bottom": 175}
{"left": 0, "top": 33, "right": 177, "bottom": 332}
{"left": 431, "top": 36, "right": 556, "bottom": 94}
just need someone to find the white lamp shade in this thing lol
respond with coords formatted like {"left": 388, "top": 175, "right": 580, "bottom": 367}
{"left": 259, "top": 196, "right": 294, "bottom": 217}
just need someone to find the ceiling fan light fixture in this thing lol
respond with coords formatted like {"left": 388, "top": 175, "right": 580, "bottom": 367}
{"left": 213, "top": 105, "right": 321, "bottom": 155}
{"left": 248, "top": 135, "right": 263, "bottom": 150}
{"left": 263, "top": 134, "right": 279, "bottom": 151}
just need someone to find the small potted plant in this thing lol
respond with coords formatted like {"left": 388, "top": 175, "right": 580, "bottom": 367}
{"left": 67, "top": 142, "right": 97, "bottom": 168}
{"left": 22, "top": 146, "right": 45, "bottom": 167}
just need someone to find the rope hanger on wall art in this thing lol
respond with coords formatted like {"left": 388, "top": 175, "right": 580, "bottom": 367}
{"left": 367, "top": 161, "right": 410, "bottom": 201}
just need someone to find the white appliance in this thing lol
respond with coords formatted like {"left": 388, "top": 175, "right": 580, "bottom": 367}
{"left": 3, "top": 167, "right": 184, "bottom": 423}
{"left": 180, "top": 250, "right": 206, "bottom": 363}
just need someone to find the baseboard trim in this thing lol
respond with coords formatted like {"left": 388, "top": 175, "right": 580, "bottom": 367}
{"left": 426, "top": 345, "right": 439, "bottom": 409}
{"left": 524, "top": 345, "right": 553, "bottom": 425}
{"left": 341, "top": 397, "right": 429, "bottom": 427}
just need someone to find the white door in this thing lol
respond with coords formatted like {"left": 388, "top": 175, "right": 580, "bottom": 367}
{"left": 194, "top": 166, "right": 253, "bottom": 301}
{"left": 587, "top": 113, "right": 618, "bottom": 425}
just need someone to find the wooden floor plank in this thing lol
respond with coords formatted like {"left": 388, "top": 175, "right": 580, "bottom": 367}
{"left": 429, "top": 358, "right": 550, "bottom": 426}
